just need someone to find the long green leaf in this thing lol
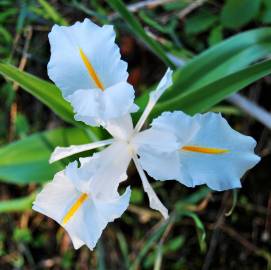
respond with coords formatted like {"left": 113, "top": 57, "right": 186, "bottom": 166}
{"left": 154, "top": 59, "right": 271, "bottom": 115}
{"left": 162, "top": 27, "right": 271, "bottom": 101}
{"left": 107, "top": 0, "right": 175, "bottom": 68}
{"left": 0, "top": 192, "right": 36, "bottom": 213}
{"left": 0, "top": 63, "right": 75, "bottom": 125}
{"left": 0, "top": 127, "right": 91, "bottom": 184}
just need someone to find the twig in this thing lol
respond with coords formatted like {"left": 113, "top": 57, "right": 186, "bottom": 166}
{"left": 8, "top": 26, "right": 33, "bottom": 141}
{"left": 202, "top": 192, "right": 229, "bottom": 270}
{"left": 126, "top": 0, "right": 176, "bottom": 12}
{"left": 227, "top": 93, "right": 271, "bottom": 130}
{"left": 109, "top": 0, "right": 176, "bottom": 20}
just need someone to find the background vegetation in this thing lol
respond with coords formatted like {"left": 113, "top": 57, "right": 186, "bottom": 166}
{"left": 0, "top": 0, "right": 271, "bottom": 269}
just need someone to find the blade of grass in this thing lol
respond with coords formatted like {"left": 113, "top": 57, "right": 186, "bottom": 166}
{"left": 37, "top": 0, "right": 68, "bottom": 25}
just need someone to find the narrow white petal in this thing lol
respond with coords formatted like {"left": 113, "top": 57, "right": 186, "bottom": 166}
{"left": 132, "top": 154, "right": 168, "bottom": 219}
{"left": 50, "top": 139, "right": 114, "bottom": 163}
{"left": 135, "top": 68, "right": 173, "bottom": 132}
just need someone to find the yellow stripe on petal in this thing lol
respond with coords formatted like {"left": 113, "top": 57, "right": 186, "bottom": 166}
{"left": 181, "top": 145, "right": 229, "bottom": 155}
{"left": 62, "top": 193, "right": 88, "bottom": 225}
{"left": 79, "top": 48, "right": 105, "bottom": 91}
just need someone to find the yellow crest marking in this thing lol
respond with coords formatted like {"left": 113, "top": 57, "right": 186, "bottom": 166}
{"left": 62, "top": 193, "right": 88, "bottom": 226}
{"left": 79, "top": 48, "right": 105, "bottom": 91}
{"left": 181, "top": 145, "right": 229, "bottom": 155}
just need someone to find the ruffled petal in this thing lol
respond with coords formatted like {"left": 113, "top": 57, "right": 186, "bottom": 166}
{"left": 65, "top": 141, "right": 132, "bottom": 199}
{"left": 151, "top": 111, "right": 199, "bottom": 145}
{"left": 178, "top": 112, "right": 260, "bottom": 190}
{"left": 48, "top": 19, "right": 128, "bottom": 97}
{"left": 143, "top": 111, "right": 260, "bottom": 191}
{"left": 33, "top": 171, "right": 131, "bottom": 250}
{"left": 67, "top": 82, "right": 137, "bottom": 126}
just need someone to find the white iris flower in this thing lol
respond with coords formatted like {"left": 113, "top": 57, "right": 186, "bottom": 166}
{"left": 33, "top": 19, "right": 260, "bottom": 251}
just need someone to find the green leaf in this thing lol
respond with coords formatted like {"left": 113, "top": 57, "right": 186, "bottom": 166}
{"left": 185, "top": 9, "right": 218, "bottom": 35}
{"left": 263, "top": 0, "right": 271, "bottom": 9}
{"left": 107, "top": 0, "right": 175, "bottom": 68}
{"left": 181, "top": 211, "right": 206, "bottom": 252}
{"left": 162, "top": 28, "right": 271, "bottom": 101}
{"left": 208, "top": 25, "right": 223, "bottom": 46}
{"left": 0, "top": 127, "right": 91, "bottom": 184}
{"left": 0, "top": 63, "right": 76, "bottom": 125}
{"left": 0, "top": 192, "right": 35, "bottom": 213}
{"left": 155, "top": 59, "right": 271, "bottom": 115}
{"left": 221, "top": 0, "right": 261, "bottom": 29}
{"left": 261, "top": 10, "right": 271, "bottom": 24}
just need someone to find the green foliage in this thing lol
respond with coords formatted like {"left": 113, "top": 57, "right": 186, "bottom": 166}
{"left": 156, "top": 59, "right": 271, "bottom": 115}
{"left": 130, "top": 187, "right": 144, "bottom": 204}
{"left": 15, "top": 113, "right": 30, "bottom": 138}
{"left": 37, "top": 0, "right": 68, "bottom": 25}
{"left": 0, "top": 63, "right": 75, "bottom": 125}
{"left": 221, "top": 0, "right": 261, "bottom": 29}
{"left": 185, "top": 9, "right": 218, "bottom": 35}
{"left": 13, "top": 228, "right": 32, "bottom": 244}
{"left": 0, "top": 193, "right": 36, "bottom": 213}
{"left": 107, "top": 0, "right": 175, "bottom": 68}
{"left": 0, "top": 127, "right": 91, "bottom": 184}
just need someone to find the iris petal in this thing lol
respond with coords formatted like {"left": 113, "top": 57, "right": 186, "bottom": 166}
{"left": 32, "top": 171, "right": 131, "bottom": 250}
{"left": 137, "top": 111, "right": 260, "bottom": 191}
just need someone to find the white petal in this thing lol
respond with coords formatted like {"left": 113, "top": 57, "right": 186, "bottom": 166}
{"left": 132, "top": 127, "right": 178, "bottom": 153}
{"left": 149, "top": 68, "right": 173, "bottom": 104}
{"left": 151, "top": 111, "right": 199, "bottom": 145}
{"left": 66, "top": 88, "right": 101, "bottom": 126}
{"left": 48, "top": 19, "right": 128, "bottom": 97}
{"left": 67, "top": 82, "right": 137, "bottom": 126}
{"left": 137, "top": 147, "right": 193, "bottom": 187}
{"left": 177, "top": 112, "right": 260, "bottom": 190}
{"left": 33, "top": 171, "right": 78, "bottom": 223}
{"left": 132, "top": 154, "right": 168, "bottom": 219}
{"left": 65, "top": 141, "right": 132, "bottom": 199}
{"left": 50, "top": 139, "right": 114, "bottom": 163}
{"left": 104, "top": 114, "right": 134, "bottom": 140}
{"left": 138, "top": 111, "right": 260, "bottom": 190}
{"left": 134, "top": 68, "right": 173, "bottom": 132}
{"left": 33, "top": 171, "right": 131, "bottom": 250}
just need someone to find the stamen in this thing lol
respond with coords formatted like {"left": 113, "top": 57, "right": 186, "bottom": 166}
{"left": 62, "top": 193, "right": 88, "bottom": 225}
{"left": 181, "top": 145, "right": 229, "bottom": 154}
{"left": 79, "top": 48, "right": 105, "bottom": 91}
